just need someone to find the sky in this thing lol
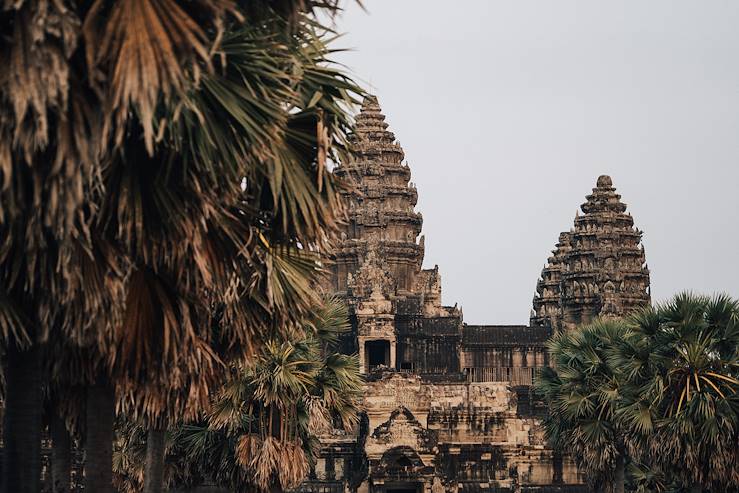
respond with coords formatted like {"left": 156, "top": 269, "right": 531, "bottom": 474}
{"left": 328, "top": 0, "right": 739, "bottom": 325}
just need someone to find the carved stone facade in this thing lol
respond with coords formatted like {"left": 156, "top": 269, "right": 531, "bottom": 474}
{"left": 532, "top": 175, "right": 651, "bottom": 331}
{"left": 299, "top": 97, "right": 652, "bottom": 493}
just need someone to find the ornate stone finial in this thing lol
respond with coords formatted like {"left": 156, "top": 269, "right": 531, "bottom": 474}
{"left": 596, "top": 175, "right": 613, "bottom": 188}
{"left": 581, "top": 174, "right": 627, "bottom": 214}
{"left": 364, "top": 94, "right": 379, "bottom": 105}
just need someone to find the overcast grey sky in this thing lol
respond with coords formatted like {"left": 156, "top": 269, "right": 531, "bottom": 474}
{"left": 331, "top": 1, "right": 739, "bottom": 324}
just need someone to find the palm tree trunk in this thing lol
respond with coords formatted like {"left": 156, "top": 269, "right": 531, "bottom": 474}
{"left": 84, "top": 376, "right": 115, "bottom": 493}
{"left": 143, "top": 427, "right": 167, "bottom": 493}
{"left": 614, "top": 453, "right": 625, "bottom": 493}
{"left": 50, "top": 411, "right": 71, "bottom": 493}
{"left": 2, "top": 342, "right": 42, "bottom": 493}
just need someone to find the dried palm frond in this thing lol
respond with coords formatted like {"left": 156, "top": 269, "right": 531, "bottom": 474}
{"left": 235, "top": 434, "right": 262, "bottom": 468}
{"left": 0, "top": 287, "right": 29, "bottom": 347}
{"left": 3, "top": 0, "right": 79, "bottom": 158}
{"left": 1, "top": 2, "right": 102, "bottom": 247}
{"left": 83, "top": 0, "right": 241, "bottom": 153}
{"left": 276, "top": 440, "right": 309, "bottom": 490}
{"left": 251, "top": 436, "right": 280, "bottom": 490}
{"left": 109, "top": 268, "right": 197, "bottom": 378}
{"left": 305, "top": 396, "right": 331, "bottom": 435}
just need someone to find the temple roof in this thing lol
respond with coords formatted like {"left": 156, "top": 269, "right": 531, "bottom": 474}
{"left": 462, "top": 325, "right": 552, "bottom": 346}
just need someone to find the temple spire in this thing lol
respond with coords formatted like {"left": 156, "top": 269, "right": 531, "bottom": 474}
{"left": 531, "top": 232, "right": 572, "bottom": 329}
{"left": 330, "top": 95, "right": 423, "bottom": 295}
{"left": 532, "top": 175, "right": 651, "bottom": 330}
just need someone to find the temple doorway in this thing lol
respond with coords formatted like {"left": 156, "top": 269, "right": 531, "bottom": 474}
{"left": 365, "top": 340, "right": 390, "bottom": 371}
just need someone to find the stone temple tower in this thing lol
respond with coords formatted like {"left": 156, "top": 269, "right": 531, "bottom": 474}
{"left": 532, "top": 175, "right": 651, "bottom": 331}
{"left": 331, "top": 95, "right": 424, "bottom": 296}
{"left": 329, "top": 96, "right": 463, "bottom": 375}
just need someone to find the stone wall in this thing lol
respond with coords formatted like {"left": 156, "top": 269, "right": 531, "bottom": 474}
{"left": 301, "top": 373, "right": 584, "bottom": 493}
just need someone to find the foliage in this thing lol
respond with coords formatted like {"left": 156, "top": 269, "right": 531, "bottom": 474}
{"left": 1, "top": 0, "right": 364, "bottom": 388}
{"left": 113, "top": 297, "right": 363, "bottom": 492}
{"left": 615, "top": 293, "right": 739, "bottom": 491}
{"left": 537, "top": 319, "right": 629, "bottom": 492}
{"left": 538, "top": 293, "right": 739, "bottom": 492}
{"left": 1, "top": 0, "right": 364, "bottom": 491}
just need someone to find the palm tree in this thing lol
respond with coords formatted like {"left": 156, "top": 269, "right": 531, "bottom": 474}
{"left": 613, "top": 293, "right": 739, "bottom": 492}
{"left": 537, "top": 319, "right": 630, "bottom": 493}
{"left": 120, "top": 15, "right": 362, "bottom": 492}
{"left": 128, "top": 297, "right": 364, "bottom": 493}
{"left": 2, "top": 340, "right": 42, "bottom": 493}
{"left": 1, "top": 0, "right": 109, "bottom": 483}
{"left": 2, "top": 3, "right": 363, "bottom": 492}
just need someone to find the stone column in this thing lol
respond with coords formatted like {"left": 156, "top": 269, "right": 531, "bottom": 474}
{"left": 512, "top": 348, "right": 523, "bottom": 368}
{"left": 535, "top": 349, "right": 545, "bottom": 367}
{"left": 390, "top": 340, "right": 397, "bottom": 369}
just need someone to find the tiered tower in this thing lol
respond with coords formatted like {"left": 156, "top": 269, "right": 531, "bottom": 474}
{"left": 532, "top": 175, "right": 651, "bottom": 331}
{"left": 331, "top": 96, "right": 424, "bottom": 296}
{"left": 330, "top": 96, "right": 461, "bottom": 375}
{"left": 531, "top": 232, "right": 571, "bottom": 330}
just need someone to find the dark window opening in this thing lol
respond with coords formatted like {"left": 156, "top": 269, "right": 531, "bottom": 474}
{"left": 366, "top": 340, "right": 390, "bottom": 371}
{"left": 325, "top": 456, "right": 335, "bottom": 480}
{"left": 395, "top": 456, "right": 412, "bottom": 468}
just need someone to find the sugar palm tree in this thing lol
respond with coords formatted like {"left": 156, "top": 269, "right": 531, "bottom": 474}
{"left": 1, "top": 0, "right": 124, "bottom": 485}
{"left": 537, "top": 319, "right": 630, "bottom": 493}
{"left": 147, "top": 297, "right": 363, "bottom": 493}
{"left": 104, "top": 17, "right": 363, "bottom": 490}
{"left": 613, "top": 293, "right": 739, "bottom": 492}
{"left": 46, "top": 385, "right": 85, "bottom": 493}
{"left": 2, "top": 2, "right": 363, "bottom": 492}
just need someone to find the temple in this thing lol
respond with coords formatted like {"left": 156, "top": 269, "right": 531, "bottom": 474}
{"left": 300, "top": 96, "right": 651, "bottom": 493}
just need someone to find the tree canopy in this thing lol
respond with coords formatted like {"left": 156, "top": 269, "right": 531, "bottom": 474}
{"left": 538, "top": 292, "right": 739, "bottom": 493}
